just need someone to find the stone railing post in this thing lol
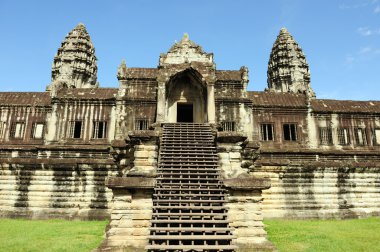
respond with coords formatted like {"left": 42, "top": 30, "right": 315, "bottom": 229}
{"left": 207, "top": 83, "right": 216, "bottom": 124}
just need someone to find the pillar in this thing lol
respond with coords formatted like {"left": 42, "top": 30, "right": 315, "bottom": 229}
{"left": 207, "top": 83, "right": 216, "bottom": 124}
{"left": 156, "top": 82, "right": 166, "bottom": 123}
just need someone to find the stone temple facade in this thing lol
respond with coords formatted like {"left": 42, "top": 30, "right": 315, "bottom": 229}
{"left": 0, "top": 24, "right": 380, "bottom": 251}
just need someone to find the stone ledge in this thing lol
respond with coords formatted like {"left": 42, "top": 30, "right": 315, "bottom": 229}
{"left": 128, "top": 130, "right": 159, "bottom": 144}
{"left": 217, "top": 132, "right": 247, "bottom": 143}
{"left": 223, "top": 177, "right": 271, "bottom": 190}
{"left": 106, "top": 177, "right": 156, "bottom": 189}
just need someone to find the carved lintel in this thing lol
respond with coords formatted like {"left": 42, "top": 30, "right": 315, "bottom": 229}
{"left": 106, "top": 177, "right": 156, "bottom": 189}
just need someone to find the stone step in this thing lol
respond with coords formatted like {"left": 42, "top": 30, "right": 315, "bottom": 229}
{"left": 151, "top": 219, "right": 230, "bottom": 224}
{"left": 162, "top": 136, "right": 214, "bottom": 140}
{"left": 153, "top": 193, "right": 225, "bottom": 197}
{"left": 156, "top": 183, "right": 224, "bottom": 189}
{"left": 157, "top": 173, "right": 219, "bottom": 177}
{"left": 156, "top": 178, "right": 221, "bottom": 182}
{"left": 156, "top": 174, "right": 220, "bottom": 179}
{"left": 152, "top": 205, "right": 228, "bottom": 211}
{"left": 148, "top": 235, "right": 235, "bottom": 240}
{"left": 160, "top": 156, "right": 218, "bottom": 159}
{"left": 160, "top": 152, "right": 217, "bottom": 156}
{"left": 154, "top": 187, "right": 226, "bottom": 192}
{"left": 160, "top": 146, "right": 216, "bottom": 150}
{"left": 149, "top": 227, "right": 234, "bottom": 232}
{"left": 157, "top": 168, "right": 219, "bottom": 172}
{"left": 153, "top": 197, "right": 225, "bottom": 202}
{"left": 148, "top": 123, "right": 233, "bottom": 251}
{"left": 159, "top": 160, "right": 218, "bottom": 164}
{"left": 146, "top": 245, "right": 237, "bottom": 251}
{"left": 152, "top": 212, "right": 227, "bottom": 217}
{"left": 153, "top": 197, "right": 226, "bottom": 202}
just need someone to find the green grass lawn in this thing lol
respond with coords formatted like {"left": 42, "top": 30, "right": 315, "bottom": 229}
{"left": 0, "top": 219, "right": 107, "bottom": 252}
{"left": 1, "top": 218, "right": 379, "bottom": 252}
{"left": 264, "top": 217, "right": 380, "bottom": 252}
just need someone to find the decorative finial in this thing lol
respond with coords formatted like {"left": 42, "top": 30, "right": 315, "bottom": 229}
{"left": 117, "top": 59, "right": 128, "bottom": 80}
{"left": 182, "top": 33, "right": 189, "bottom": 41}
{"left": 76, "top": 23, "right": 86, "bottom": 29}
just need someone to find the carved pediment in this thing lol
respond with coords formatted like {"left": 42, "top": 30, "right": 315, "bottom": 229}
{"left": 159, "top": 33, "right": 214, "bottom": 66}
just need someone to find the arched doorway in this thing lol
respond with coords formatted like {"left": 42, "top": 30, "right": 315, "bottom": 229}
{"left": 166, "top": 70, "right": 207, "bottom": 123}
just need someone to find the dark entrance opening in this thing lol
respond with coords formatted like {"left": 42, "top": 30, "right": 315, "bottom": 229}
{"left": 177, "top": 103, "right": 193, "bottom": 122}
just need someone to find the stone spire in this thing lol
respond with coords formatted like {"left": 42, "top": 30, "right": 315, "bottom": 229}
{"left": 267, "top": 28, "right": 315, "bottom": 97}
{"left": 47, "top": 23, "right": 98, "bottom": 91}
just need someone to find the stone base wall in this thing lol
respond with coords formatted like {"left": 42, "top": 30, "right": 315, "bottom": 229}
{"left": 252, "top": 165, "right": 380, "bottom": 219}
{"left": 100, "top": 188, "right": 153, "bottom": 251}
{"left": 226, "top": 190, "right": 274, "bottom": 251}
{"left": 0, "top": 164, "right": 118, "bottom": 220}
{"left": 127, "top": 144, "right": 158, "bottom": 177}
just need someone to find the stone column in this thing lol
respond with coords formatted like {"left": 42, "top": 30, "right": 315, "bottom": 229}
{"left": 207, "top": 83, "right": 216, "bottom": 124}
{"left": 156, "top": 82, "right": 166, "bottom": 123}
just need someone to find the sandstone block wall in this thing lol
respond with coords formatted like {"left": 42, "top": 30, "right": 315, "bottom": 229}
{"left": 0, "top": 163, "right": 118, "bottom": 220}
{"left": 226, "top": 190, "right": 270, "bottom": 249}
{"left": 128, "top": 144, "right": 158, "bottom": 177}
{"left": 252, "top": 165, "right": 380, "bottom": 219}
{"left": 101, "top": 188, "right": 153, "bottom": 250}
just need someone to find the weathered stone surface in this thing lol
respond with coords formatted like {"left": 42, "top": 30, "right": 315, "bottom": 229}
{"left": 267, "top": 27, "right": 315, "bottom": 97}
{"left": 1, "top": 24, "right": 380, "bottom": 252}
{"left": 223, "top": 177, "right": 271, "bottom": 190}
{"left": 47, "top": 23, "right": 98, "bottom": 91}
{"left": 106, "top": 177, "right": 156, "bottom": 189}
{"left": 217, "top": 131, "right": 248, "bottom": 143}
{"left": 253, "top": 165, "right": 380, "bottom": 219}
{"left": 99, "top": 189, "right": 153, "bottom": 251}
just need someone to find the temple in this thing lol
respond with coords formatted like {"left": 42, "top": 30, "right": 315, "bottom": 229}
{"left": 0, "top": 24, "right": 379, "bottom": 251}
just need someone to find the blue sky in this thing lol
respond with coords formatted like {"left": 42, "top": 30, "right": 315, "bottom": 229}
{"left": 0, "top": 0, "right": 379, "bottom": 100}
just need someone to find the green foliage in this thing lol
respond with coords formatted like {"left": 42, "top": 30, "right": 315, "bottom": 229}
{"left": 0, "top": 219, "right": 108, "bottom": 252}
{"left": 264, "top": 218, "right": 380, "bottom": 252}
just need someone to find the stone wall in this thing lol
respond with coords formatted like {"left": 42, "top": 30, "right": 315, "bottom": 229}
{"left": 252, "top": 163, "right": 380, "bottom": 219}
{"left": 99, "top": 178, "right": 155, "bottom": 251}
{"left": 226, "top": 190, "right": 273, "bottom": 251}
{"left": 217, "top": 133, "right": 274, "bottom": 250}
{"left": 0, "top": 163, "right": 118, "bottom": 220}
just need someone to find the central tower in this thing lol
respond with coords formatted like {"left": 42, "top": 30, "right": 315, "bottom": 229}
{"left": 156, "top": 33, "right": 216, "bottom": 124}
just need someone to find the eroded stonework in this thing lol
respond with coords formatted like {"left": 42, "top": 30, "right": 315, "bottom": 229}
{"left": 48, "top": 23, "right": 98, "bottom": 91}
{"left": 267, "top": 28, "right": 315, "bottom": 97}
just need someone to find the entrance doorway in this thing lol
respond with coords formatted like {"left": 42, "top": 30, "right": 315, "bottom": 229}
{"left": 177, "top": 103, "right": 193, "bottom": 122}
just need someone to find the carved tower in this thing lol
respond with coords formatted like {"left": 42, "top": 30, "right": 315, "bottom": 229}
{"left": 267, "top": 28, "right": 315, "bottom": 97}
{"left": 47, "top": 23, "right": 98, "bottom": 91}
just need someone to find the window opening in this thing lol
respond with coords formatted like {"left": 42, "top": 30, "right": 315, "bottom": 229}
{"left": 69, "top": 121, "right": 83, "bottom": 139}
{"left": 135, "top": 119, "right": 149, "bottom": 130}
{"left": 32, "top": 123, "right": 44, "bottom": 139}
{"left": 93, "top": 121, "right": 107, "bottom": 139}
{"left": 260, "top": 123, "right": 274, "bottom": 141}
{"left": 337, "top": 128, "right": 350, "bottom": 145}
{"left": 10, "top": 122, "right": 25, "bottom": 139}
{"left": 283, "top": 123, "right": 297, "bottom": 141}
{"left": 319, "top": 127, "right": 333, "bottom": 145}
{"left": 221, "top": 121, "right": 236, "bottom": 132}
{"left": 373, "top": 128, "right": 380, "bottom": 145}
{"left": 354, "top": 128, "right": 366, "bottom": 145}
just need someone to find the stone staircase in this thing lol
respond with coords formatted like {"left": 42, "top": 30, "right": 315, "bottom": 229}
{"left": 146, "top": 123, "right": 236, "bottom": 252}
